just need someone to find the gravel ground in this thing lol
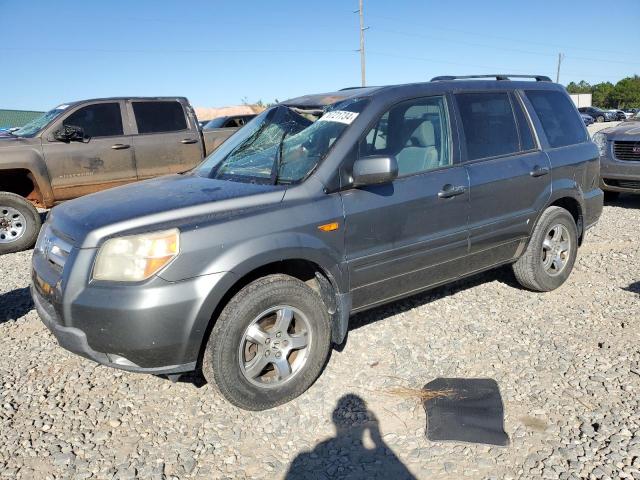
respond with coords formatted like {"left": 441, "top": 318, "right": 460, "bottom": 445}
{"left": 1, "top": 197, "right": 639, "bottom": 480}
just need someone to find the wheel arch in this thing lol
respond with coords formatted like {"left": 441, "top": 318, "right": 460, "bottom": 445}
{"left": 193, "top": 256, "right": 349, "bottom": 371}
{"left": 0, "top": 148, "right": 54, "bottom": 207}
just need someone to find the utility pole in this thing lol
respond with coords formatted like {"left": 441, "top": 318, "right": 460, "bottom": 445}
{"left": 556, "top": 53, "right": 564, "bottom": 84}
{"left": 358, "top": 0, "right": 367, "bottom": 87}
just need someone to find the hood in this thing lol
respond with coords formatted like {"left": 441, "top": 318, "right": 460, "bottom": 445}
{"left": 0, "top": 135, "right": 40, "bottom": 148}
{"left": 598, "top": 121, "right": 640, "bottom": 140}
{"left": 50, "top": 174, "right": 286, "bottom": 247}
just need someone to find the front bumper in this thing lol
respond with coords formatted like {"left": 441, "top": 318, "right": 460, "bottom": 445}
{"left": 600, "top": 152, "right": 640, "bottom": 194}
{"left": 32, "top": 246, "right": 229, "bottom": 374}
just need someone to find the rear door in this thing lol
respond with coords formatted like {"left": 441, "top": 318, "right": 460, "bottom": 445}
{"left": 129, "top": 99, "right": 204, "bottom": 179}
{"left": 341, "top": 95, "right": 470, "bottom": 311}
{"left": 455, "top": 91, "right": 551, "bottom": 271}
{"left": 42, "top": 101, "right": 137, "bottom": 201}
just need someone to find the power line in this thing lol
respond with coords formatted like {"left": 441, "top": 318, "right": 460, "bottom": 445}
{"left": 368, "top": 14, "right": 638, "bottom": 57}
{"left": 372, "top": 27, "right": 640, "bottom": 66}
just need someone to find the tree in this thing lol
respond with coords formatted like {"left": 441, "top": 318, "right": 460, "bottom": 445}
{"left": 611, "top": 75, "right": 640, "bottom": 108}
{"left": 591, "top": 82, "right": 615, "bottom": 108}
{"left": 566, "top": 80, "right": 591, "bottom": 94}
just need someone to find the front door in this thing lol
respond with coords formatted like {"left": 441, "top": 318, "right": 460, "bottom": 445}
{"left": 128, "top": 100, "right": 203, "bottom": 179}
{"left": 454, "top": 91, "right": 551, "bottom": 271}
{"left": 43, "top": 101, "right": 136, "bottom": 201}
{"left": 341, "top": 95, "right": 470, "bottom": 311}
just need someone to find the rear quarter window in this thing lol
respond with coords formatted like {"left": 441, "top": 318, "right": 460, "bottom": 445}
{"left": 525, "top": 90, "right": 587, "bottom": 148}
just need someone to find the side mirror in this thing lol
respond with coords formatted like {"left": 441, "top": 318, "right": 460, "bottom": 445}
{"left": 352, "top": 155, "right": 398, "bottom": 186}
{"left": 54, "top": 125, "right": 86, "bottom": 143}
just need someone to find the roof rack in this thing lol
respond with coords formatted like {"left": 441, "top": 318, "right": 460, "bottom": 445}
{"left": 430, "top": 74, "right": 552, "bottom": 82}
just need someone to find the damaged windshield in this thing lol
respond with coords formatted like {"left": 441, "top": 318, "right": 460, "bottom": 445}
{"left": 12, "top": 106, "right": 69, "bottom": 137}
{"left": 196, "top": 98, "right": 368, "bottom": 184}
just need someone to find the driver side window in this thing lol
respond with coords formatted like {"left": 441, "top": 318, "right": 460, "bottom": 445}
{"left": 63, "top": 103, "right": 123, "bottom": 138}
{"left": 359, "top": 96, "right": 451, "bottom": 177}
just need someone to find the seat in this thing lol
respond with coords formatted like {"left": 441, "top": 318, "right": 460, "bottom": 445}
{"left": 396, "top": 120, "right": 438, "bottom": 176}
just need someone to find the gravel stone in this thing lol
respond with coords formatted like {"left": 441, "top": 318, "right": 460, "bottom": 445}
{"left": 1, "top": 199, "right": 640, "bottom": 479}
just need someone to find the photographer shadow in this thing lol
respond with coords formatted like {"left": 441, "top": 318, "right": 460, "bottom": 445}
{"left": 285, "top": 394, "right": 416, "bottom": 480}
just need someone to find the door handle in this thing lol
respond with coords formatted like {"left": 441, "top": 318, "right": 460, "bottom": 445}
{"left": 438, "top": 184, "right": 467, "bottom": 199}
{"left": 180, "top": 138, "right": 198, "bottom": 144}
{"left": 530, "top": 166, "right": 550, "bottom": 177}
{"left": 111, "top": 144, "right": 130, "bottom": 150}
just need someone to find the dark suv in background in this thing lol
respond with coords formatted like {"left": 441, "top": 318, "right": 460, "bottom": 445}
{"left": 578, "top": 106, "right": 616, "bottom": 123}
{"left": 32, "top": 74, "right": 603, "bottom": 410}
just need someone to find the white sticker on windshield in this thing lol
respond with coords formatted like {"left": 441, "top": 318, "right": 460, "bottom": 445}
{"left": 318, "top": 110, "right": 359, "bottom": 125}
{"left": 56, "top": 104, "right": 69, "bottom": 110}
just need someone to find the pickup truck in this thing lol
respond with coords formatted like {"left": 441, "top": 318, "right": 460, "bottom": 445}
{"left": 0, "top": 97, "right": 245, "bottom": 253}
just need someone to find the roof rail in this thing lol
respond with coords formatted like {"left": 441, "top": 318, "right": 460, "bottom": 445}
{"left": 430, "top": 74, "right": 552, "bottom": 82}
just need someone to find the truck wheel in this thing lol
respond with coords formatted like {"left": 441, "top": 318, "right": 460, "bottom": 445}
{"left": 0, "top": 192, "right": 41, "bottom": 254}
{"left": 202, "top": 274, "right": 332, "bottom": 410}
{"left": 512, "top": 206, "right": 578, "bottom": 292}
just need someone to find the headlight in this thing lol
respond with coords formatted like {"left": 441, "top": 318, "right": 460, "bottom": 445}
{"left": 93, "top": 229, "right": 180, "bottom": 282}
{"left": 592, "top": 132, "right": 607, "bottom": 156}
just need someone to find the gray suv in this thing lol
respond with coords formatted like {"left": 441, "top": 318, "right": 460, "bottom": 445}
{"left": 31, "top": 75, "right": 603, "bottom": 410}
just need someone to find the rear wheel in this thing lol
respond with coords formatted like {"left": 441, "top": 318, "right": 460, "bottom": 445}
{"left": 513, "top": 206, "right": 578, "bottom": 292}
{"left": 596, "top": 115, "right": 605, "bottom": 123}
{"left": 0, "top": 192, "right": 41, "bottom": 255}
{"left": 202, "top": 274, "right": 332, "bottom": 410}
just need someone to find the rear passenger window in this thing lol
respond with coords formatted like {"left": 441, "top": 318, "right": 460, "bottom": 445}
{"left": 456, "top": 92, "right": 519, "bottom": 160}
{"left": 64, "top": 103, "right": 123, "bottom": 138}
{"left": 132, "top": 101, "right": 187, "bottom": 134}
{"left": 360, "top": 96, "right": 451, "bottom": 177}
{"left": 525, "top": 90, "right": 587, "bottom": 148}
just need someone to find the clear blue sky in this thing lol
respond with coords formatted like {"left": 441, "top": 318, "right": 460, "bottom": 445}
{"left": 2, "top": 0, "right": 639, "bottom": 111}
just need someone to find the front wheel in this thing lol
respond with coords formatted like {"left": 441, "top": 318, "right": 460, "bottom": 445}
{"left": 512, "top": 206, "right": 578, "bottom": 292}
{"left": 0, "top": 192, "right": 41, "bottom": 255}
{"left": 202, "top": 274, "right": 332, "bottom": 410}
{"left": 596, "top": 115, "right": 605, "bottom": 123}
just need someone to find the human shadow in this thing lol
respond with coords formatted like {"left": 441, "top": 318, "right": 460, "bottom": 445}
{"left": 285, "top": 394, "right": 416, "bottom": 480}
{"left": 623, "top": 280, "right": 640, "bottom": 294}
{"left": 0, "top": 286, "right": 34, "bottom": 324}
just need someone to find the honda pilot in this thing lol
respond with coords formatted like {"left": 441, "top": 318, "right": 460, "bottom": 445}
{"left": 32, "top": 75, "right": 603, "bottom": 410}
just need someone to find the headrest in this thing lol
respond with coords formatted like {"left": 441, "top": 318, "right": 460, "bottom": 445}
{"left": 409, "top": 121, "right": 435, "bottom": 147}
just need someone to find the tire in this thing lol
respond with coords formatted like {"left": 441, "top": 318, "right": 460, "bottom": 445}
{"left": 596, "top": 116, "right": 605, "bottom": 123}
{"left": 512, "top": 206, "right": 578, "bottom": 292}
{"left": 604, "top": 191, "right": 620, "bottom": 201}
{"left": 202, "top": 274, "right": 332, "bottom": 410}
{"left": 0, "top": 192, "right": 41, "bottom": 255}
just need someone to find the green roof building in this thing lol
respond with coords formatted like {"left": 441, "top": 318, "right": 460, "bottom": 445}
{"left": 0, "top": 109, "right": 44, "bottom": 129}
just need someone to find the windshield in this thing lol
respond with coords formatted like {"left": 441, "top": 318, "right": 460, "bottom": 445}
{"left": 13, "top": 106, "right": 69, "bottom": 137}
{"left": 203, "top": 117, "right": 227, "bottom": 129}
{"left": 196, "top": 98, "right": 368, "bottom": 184}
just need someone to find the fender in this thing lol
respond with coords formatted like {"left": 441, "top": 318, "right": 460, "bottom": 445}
{"left": 0, "top": 139, "right": 54, "bottom": 207}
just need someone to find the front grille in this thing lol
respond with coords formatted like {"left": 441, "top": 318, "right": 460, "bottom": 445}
{"left": 36, "top": 225, "right": 73, "bottom": 270}
{"left": 613, "top": 141, "right": 640, "bottom": 161}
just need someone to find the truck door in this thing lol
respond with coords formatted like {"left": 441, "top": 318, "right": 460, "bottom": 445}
{"left": 128, "top": 100, "right": 204, "bottom": 179}
{"left": 42, "top": 101, "right": 137, "bottom": 201}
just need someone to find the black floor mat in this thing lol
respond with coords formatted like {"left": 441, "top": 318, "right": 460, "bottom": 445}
{"left": 423, "top": 378, "right": 509, "bottom": 446}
